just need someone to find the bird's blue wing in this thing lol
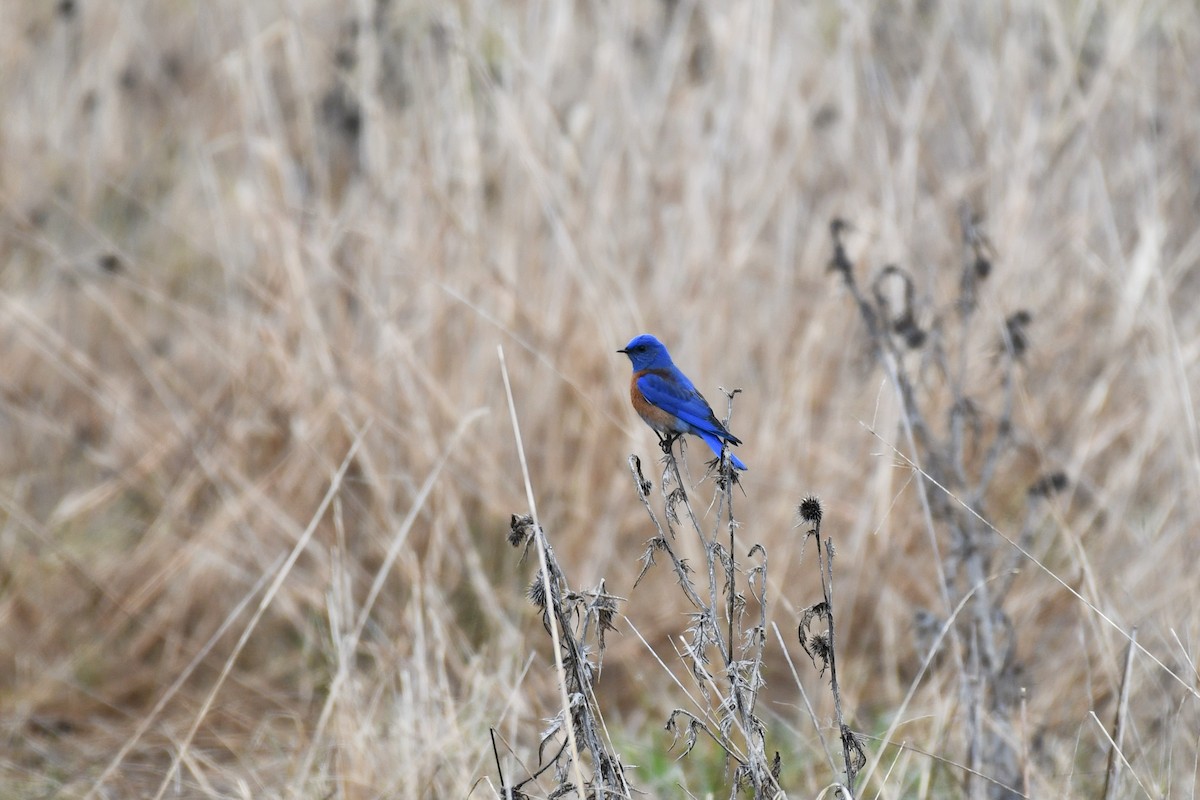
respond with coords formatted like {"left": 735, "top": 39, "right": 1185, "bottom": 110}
{"left": 637, "top": 370, "right": 737, "bottom": 442}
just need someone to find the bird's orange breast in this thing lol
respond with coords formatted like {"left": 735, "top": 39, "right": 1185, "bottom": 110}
{"left": 630, "top": 369, "right": 681, "bottom": 433}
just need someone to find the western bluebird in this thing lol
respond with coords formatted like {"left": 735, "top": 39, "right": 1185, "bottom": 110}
{"left": 618, "top": 334, "right": 747, "bottom": 470}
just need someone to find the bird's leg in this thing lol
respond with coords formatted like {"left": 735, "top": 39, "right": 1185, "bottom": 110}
{"left": 657, "top": 431, "right": 680, "bottom": 456}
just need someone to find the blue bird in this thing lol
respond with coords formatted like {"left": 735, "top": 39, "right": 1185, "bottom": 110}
{"left": 618, "top": 334, "right": 747, "bottom": 470}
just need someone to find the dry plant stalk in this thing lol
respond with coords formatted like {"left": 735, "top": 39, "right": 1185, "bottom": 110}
{"left": 627, "top": 415, "right": 785, "bottom": 800}
{"left": 505, "top": 514, "right": 629, "bottom": 799}
{"left": 500, "top": 346, "right": 630, "bottom": 799}
{"left": 796, "top": 496, "right": 866, "bottom": 795}
{"left": 828, "top": 213, "right": 1068, "bottom": 799}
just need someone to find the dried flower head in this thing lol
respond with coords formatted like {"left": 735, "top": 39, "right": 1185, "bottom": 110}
{"left": 528, "top": 573, "right": 547, "bottom": 609}
{"left": 798, "top": 496, "right": 822, "bottom": 526}
{"left": 1004, "top": 309, "right": 1033, "bottom": 357}
{"left": 509, "top": 514, "right": 536, "bottom": 548}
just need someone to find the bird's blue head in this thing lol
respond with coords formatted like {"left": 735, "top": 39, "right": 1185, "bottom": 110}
{"left": 618, "top": 334, "right": 674, "bottom": 371}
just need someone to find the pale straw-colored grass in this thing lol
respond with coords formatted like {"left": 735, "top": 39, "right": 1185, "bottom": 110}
{"left": 1, "top": 1, "right": 1198, "bottom": 797}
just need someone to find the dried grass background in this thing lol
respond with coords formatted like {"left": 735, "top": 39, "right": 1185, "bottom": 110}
{"left": 1, "top": 1, "right": 1198, "bottom": 797}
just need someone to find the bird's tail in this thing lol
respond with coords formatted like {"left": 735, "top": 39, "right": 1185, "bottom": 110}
{"left": 699, "top": 432, "right": 748, "bottom": 471}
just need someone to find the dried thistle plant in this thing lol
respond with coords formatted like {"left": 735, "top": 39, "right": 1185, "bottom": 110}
{"left": 829, "top": 212, "right": 1069, "bottom": 799}
{"left": 627, "top": 393, "right": 786, "bottom": 800}
{"left": 500, "top": 520, "right": 630, "bottom": 799}
{"left": 796, "top": 496, "right": 866, "bottom": 794}
{"left": 498, "top": 349, "right": 631, "bottom": 800}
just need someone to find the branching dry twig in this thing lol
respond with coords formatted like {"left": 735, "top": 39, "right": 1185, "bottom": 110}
{"left": 797, "top": 497, "right": 865, "bottom": 795}
{"left": 628, "top": 394, "right": 784, "bottom": 799}
{"left": 828, "top": 213, "right": 1062, "bottom": 798}
{"left": 501, "top": 347, "right": 630, "bottom": 799}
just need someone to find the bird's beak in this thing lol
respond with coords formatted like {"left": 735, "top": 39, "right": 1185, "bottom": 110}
{"left": 616, "top": 348, "right": 628, "bottom": 354}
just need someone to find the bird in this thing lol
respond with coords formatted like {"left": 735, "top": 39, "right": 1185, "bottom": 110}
{"left": 618, "top": 334, "right": 747, "bottom": 470}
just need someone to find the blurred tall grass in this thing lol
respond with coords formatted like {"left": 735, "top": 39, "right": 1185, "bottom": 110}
{"left": 1, "top": 1, "right": 1198, "bottom": 797}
